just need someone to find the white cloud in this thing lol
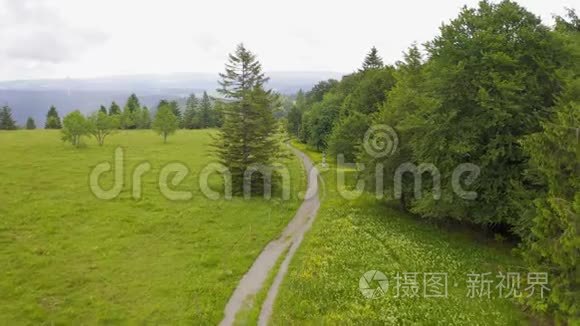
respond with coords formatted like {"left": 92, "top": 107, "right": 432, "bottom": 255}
{"left": 0, "top": 0, "right": 574, "bottom": 80}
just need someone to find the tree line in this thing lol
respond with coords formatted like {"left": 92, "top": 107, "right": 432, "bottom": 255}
{"left": 288, "top": 1, "right": 578, "bottom": 321}
{"left": 0, "top": 91, "right": 222, "bottom": 132}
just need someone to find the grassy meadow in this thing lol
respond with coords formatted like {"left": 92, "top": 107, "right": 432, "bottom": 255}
{"left": 271, "top": 141, "right": 529, "bottom": 324}
{"left": 0, "top": 130, "right": 305, "bottom": 324}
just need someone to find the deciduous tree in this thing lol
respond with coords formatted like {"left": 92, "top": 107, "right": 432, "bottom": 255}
{"left": 61, "top": 111, "right": 88, "bottom": 147}
{"left": 153, "top": 103, "right": 178, "bottom": 143}
{"left": 87, "top": 111, "right": 119, "bottom": 145}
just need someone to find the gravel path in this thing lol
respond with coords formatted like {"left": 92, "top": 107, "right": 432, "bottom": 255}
{"left": 219, "top": 147, "right": 320, "bottom": 326}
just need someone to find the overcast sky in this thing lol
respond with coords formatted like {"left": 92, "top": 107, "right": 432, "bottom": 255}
{"left": 0, "top": 0, "right": 575, "bottom": 81}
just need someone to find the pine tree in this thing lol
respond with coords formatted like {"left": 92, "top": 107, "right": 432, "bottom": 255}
{"left": 26, "top": 117, "right": 36, "bottom": 130}
{"left": 45, "top": 106, "right": 62, "bottom": 129}
{"left": 121, "top": 94, "right": 141, "bottom": 129}
{"left": 140, "top": 106, "right": 152, "bottom": 129}
{"left": 169, "top": 101, "right": 182, "bottom": 128}
{"left": 360, "top": 46, "right": 384, "bottom": 71}
{"left": 199, "top": 91, "right": 212, "bottom": 128}
{"left": 183, "top": 94, "right": 199, "bottom": 129}
{"left": 0, "top": 106, "right": 17, "bottom": 130}
{"left": 287, "top": 90, "right": 304, "bottom": 136}
{"left": 215, "top": 43, "right": 281, "bottom": 194}
{"left": 125, "top": 94, "right": 140, "bottom": 113}
{"left": 109, "top": 101, "right": 121, "bottom": 116}
{"left": 99, "top": 105, "right": 108, "bottom": 114}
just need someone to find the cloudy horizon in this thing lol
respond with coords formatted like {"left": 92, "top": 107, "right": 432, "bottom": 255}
{"left": 0, "top": 0, "right": 575, "bottom": 81}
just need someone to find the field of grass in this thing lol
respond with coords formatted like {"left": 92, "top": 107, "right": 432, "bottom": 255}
{"left": 0, "top": 130, "right": 305, "bottom": 324}
{"left": 271, "top": 142, "right": 529, "bottom": 324}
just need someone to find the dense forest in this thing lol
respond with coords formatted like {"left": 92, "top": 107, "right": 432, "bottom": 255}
{"left": 287, "top": 1, "right": 578, "bottom": 320}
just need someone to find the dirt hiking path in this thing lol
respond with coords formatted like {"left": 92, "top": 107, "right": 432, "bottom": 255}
{"left": 219, "top": 147, "right": 320, "bottom": 326}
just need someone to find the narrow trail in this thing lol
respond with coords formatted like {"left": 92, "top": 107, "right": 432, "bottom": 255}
{"left": 219, "top": 147, "right": 320, "bottom": 326}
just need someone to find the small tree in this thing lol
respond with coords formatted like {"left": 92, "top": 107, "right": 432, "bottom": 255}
{"left": 26, "top": 117, "right": 36, "bottom": 130}
{"left": 139, "top": 106, "right": 152, "bottom": 129}
{"left": 61, "top": 111, "right": 89, "bottom": 147}
{"left": 360, "top": 46, "right": 384, "bottom": 71}
{"left": 99, "top": 105, "right": 108, "bottom": 114}
{"left": 0, "top": 106, "right": 17, "bottom": 130}
{"left": 45, "top": 106, "right": 62, "bottom": 129}
{"left": 87, "top": 111, "right": 119, "bottom": 146}
{"left": 109, "top": 101, "right": 121, "bottom": 116}
{"left": 153, "top": 103, "right": 178, "bottom": 143}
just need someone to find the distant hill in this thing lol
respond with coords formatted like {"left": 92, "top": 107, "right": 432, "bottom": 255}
{"left": 0, "top": 71, "right": 344, "bottom": 126}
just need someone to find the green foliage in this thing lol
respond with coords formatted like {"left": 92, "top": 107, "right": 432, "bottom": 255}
{"left": 215, "top": 44, "right": 281, "bottom": 193}
{"left": 99, "top": 105, "right": 108, "bottom": 114}
{"left": 153, "top": 103, "right": 178, "bottom": 143}
{"left": 389, "top": 0, "right": 566, "bottom": 225}
{"left": 341, "top": 67, "right": 396, "bottom": 115}
{"left": 518, "top": 23, "right": 580, "bottom": 320}
{"left": 327, "top": 111, "right": 369, "bottom": 161}
{"left": 87, "top": 111, "right": 119, "bottom": 145}
{"left": 0, "top": 106, "right": 17, "bottom": 130}
{"left": 61, "top": 110, "right": 89, "bottom": 147}
{"left": 297, "top": 65, "right": 395, "bottom": 154}
{"left": 364, "top": 44, "right": 433, "bottom": 207}
{"left": 25, "top": 117, "right": 36, "bottom": 130}
{"left": 45, "top": 106, "right": 62, "bottom": 129}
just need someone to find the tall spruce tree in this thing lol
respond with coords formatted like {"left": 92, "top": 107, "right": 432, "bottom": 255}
{"left": 168, "top": 100, "right": 182, "bottom": 128}
{"left": 140, "top": 106, "right": 152, "bottom": 129}
{"left": 215, "top": 43, "right": 280, "bottom": 193}
{"left": 45, "top": 105, "right": 62, "bottom": 129}
{"left": 199, "top": 91, "right": 212, "bottom": 128}
{"left": 125, "top": 94, "right": 140, "bottom": 113}
{"left": 183, "top": 94, "right": 200, "bottom": 129}
{"left": 360, "top": 46, "right": 384, "bottom": 71}
{"left": 287, "top": 89, "right": 305, "bottom": 136}
{"left": 0, "top": 106, "right": 17, "bottom": 130}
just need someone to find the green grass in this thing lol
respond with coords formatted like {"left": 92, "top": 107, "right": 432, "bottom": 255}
{"left": 271, "top": 141, "right": 528, "bottom": 324}
{"left": 0, "top": 130, "right": 305, "bottom": 324}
